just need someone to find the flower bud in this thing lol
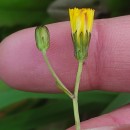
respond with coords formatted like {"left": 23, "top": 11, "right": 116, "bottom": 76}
{"left": 35, "top": 26, "right": 50, "bottom": 53}
{"left": 69, "top": 8, "right": 95, "bottom": 61}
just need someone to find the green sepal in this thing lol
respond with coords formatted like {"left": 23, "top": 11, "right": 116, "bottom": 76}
{"left": 72, "top": 31, "right": 91, "bottom": 61}
{"left": 35, "top": 26, "right": 50, "bottom": 52}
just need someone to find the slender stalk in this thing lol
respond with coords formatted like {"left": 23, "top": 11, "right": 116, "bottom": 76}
{"left": 42, "top": 52, "right": 74, "bottom": 99}
{"left": 73, "top": 97, "right": 80, "bottom": 130}
{"left": 74, "top": 61, "right": 83, "bottom": 98}
{"left": 73, "top": 61, "right": 83, "bottom": 130}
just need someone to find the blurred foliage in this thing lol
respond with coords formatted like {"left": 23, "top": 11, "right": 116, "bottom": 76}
{"left": 0, "top": 0, "right": 130, "bottom": 130}
{"left": 1, "top": 81, "right": 130, "bottom": 130}
{"left": 0, "top": 81, "right": 119, "bottom": 130}
{"left": 106, "top": 0, "right": 130, "bottom": 16}
{"left": 0, "top": 0, "right": 55, "bottom": 41}
{"left": 0, "top": 0, "right": 52, "bottom": 26}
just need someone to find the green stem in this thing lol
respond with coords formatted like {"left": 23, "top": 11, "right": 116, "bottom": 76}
{"left": 42, "top": 52, "right": 74, "bottom": 99}
{"left": 74, "top": 61, "right": 83, "bottom": 98}
{"left": 73, "top": 97, "right": 80, "bottom": 130}
{"left": 73, "top": 61, "right": 83, "bottom": 130}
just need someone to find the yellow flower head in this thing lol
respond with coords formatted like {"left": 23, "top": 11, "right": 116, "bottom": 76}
{"left": 69, "top": 8, "right": 94, "bottom": 35}
{"left": 69, "top": 8, "right": 95, "bottom": 61}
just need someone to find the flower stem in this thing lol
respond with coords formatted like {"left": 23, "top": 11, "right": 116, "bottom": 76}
{"left": 74, "top": 61, "right": 83, "bottom": 98}
{"left": 73, "top": 61, "right": 83, "bottom": 130}
{"left": 73, "top": 97, "right": 80, "bottom": 130}
{"left": 42, "top": 52, "right": 74, "bottom": 99}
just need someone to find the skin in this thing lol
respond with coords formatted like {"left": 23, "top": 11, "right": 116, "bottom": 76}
{"left": 0, "top": 15, "right": 130, "bottom": 129}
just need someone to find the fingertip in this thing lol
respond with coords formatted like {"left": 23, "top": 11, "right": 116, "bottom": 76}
{"left": 0, "top": 22, "right": 77, "bottom": 92}
{"left": 0, "top": 27, "right": 47, "bottom": 92}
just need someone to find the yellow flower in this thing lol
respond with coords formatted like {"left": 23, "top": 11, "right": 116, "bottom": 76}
{"left": 69, "top": 8, "right": 95, "bottom": 61}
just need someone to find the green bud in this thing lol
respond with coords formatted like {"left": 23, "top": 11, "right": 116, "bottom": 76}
{"left": 72, "top": 31, "right": 91, "bottom": 61}
{"left": 35, "top": 26, "right": 50, "bottom": 52}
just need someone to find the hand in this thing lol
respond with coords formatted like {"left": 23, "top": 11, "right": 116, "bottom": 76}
{"left": 0, "top": 15, "right": 130, "bottom": 130}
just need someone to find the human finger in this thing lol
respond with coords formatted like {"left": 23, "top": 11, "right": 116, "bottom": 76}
{"left": 0, "top": 16, "right": 130, "bottom": 92}
{"left": 67, "top": 105, "right": 130, "bottom": 130}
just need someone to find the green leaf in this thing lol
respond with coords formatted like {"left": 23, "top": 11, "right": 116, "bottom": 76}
{"left": 0, "top": 81, "right": 70, "bottom": 110}
{"left": 0, "top": 90, "right": 70, "bottom": 110}
{"left": 101, "top": 93, "right": 130, "bottom": 114}
{"left": 0, "top": 80, "right": 11, "bottom": 91}
{"left": 0, "top": 81, "right": 118, "bottom": 112}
